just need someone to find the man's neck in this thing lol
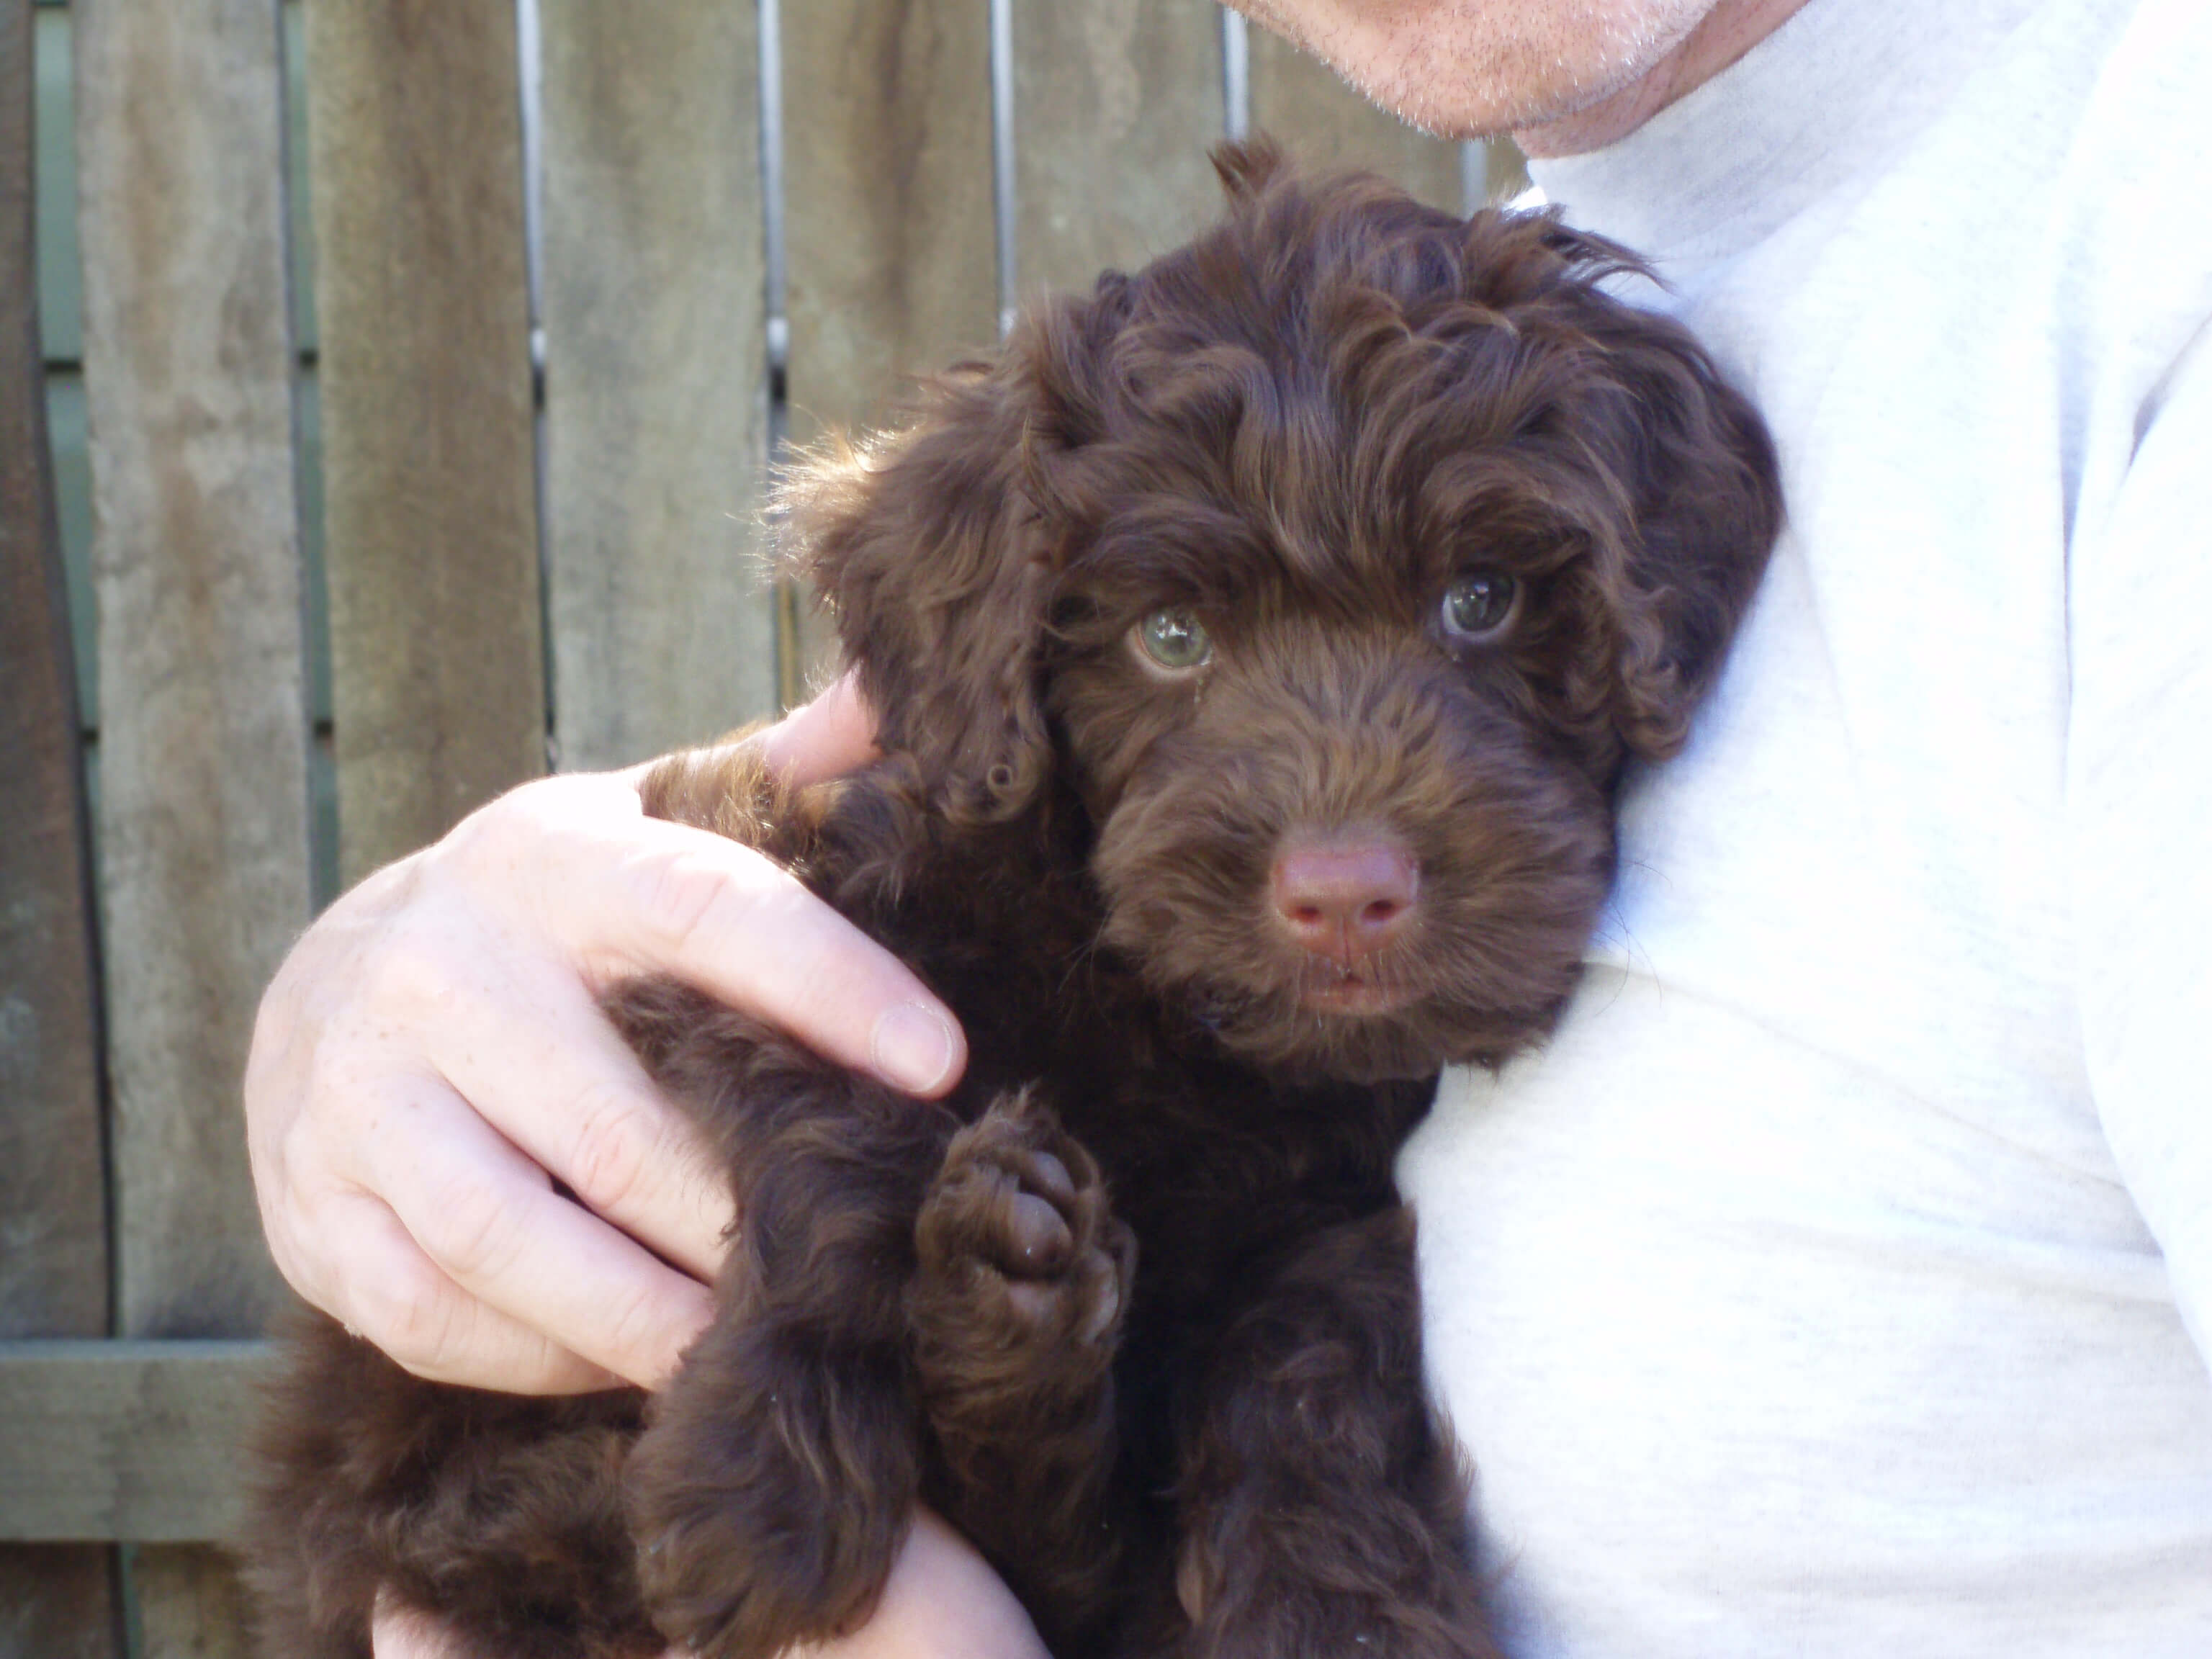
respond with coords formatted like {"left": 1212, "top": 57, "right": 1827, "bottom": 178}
{"left": 1514, "top": 0, "right": 1813, "bottom": 158}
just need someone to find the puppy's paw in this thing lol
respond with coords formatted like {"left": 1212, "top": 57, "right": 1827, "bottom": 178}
{"left": 1174, "top": 1511, "right": 1501, "bottom": 1659}
{"left": 1174, "top": 1560, "right": 1502, "bottom": 1659}
{"left": 631, "top": 1455, "right": 901, "bottom": 1659}
{"left": 626, "top": 1324, "right": 916, "bottom": 1659}
{"left": 912, "top": 1093, "right": 1135, "bottom": 1373}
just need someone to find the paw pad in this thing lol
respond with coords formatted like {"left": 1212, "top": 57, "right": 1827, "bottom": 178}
{"left": 914, "top": 1097, "right": 1133, "bottom": 1349}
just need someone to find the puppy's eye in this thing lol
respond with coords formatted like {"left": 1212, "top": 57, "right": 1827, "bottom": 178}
{"left": 1135, "top": 607, "right": 1213, "bottom": 672}
{"left": 1439, "top": 572, "right": 1519, "bottom": 642}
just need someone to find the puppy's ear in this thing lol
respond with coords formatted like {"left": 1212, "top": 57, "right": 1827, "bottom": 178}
{"left": 1210, "top": 135, "right": 1290, "bottom": 201}
{"left": 781, "top": 346, "right": 1065, "bottom": 825}
{"left": 1552, "top": 253, "right": 1784, "bottom": 761}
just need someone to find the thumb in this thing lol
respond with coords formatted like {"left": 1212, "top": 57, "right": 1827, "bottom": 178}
{"left": 750, "top": 671, "right": 880, "bottom": 788}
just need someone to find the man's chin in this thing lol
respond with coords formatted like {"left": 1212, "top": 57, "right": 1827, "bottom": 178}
{"left": 1222, "top": 0, "right": 1716, "bottom": 151}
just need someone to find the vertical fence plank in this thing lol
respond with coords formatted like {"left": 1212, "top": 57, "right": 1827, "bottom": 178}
{"left": 1246, "top": 28, "right": 1460, "bottom": 210}
{"left": 783, "top": 0, "right": 995, "bottom": 437}
{"left": 76, "top": 0, "right": 304, "bottom": 1358}
{"left": 779, "top": 0, "right": 997, "bottom": 689}
{"left": 1013, "top": 0, "right": 1223, "bottom": 297}
{"left": 0, "top": 1, "right": 120, "bottom": 1650}
{"left": 539, "top": 0, "right": 773, "bottom": 769}
{"left": 73, "top": 0, "right": 310, "bottom": 1650}
{"left": 1, "top": 0, "right": 105, "bottom": 1366}
{"left": 125, "top": 1549, "right": 256, "bottom": 1659}
{"left": 0, "top": 1549, "right": 117, "bottom": 1659}
{"left": 307, "top": 0, "right": 542, "bottom": 882}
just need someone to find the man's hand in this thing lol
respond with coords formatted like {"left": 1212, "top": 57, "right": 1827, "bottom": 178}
{"left": 244, "top": 676, "right": 968, "bottom": 1392}
{"left": 369, "top": 1511, "right": 1051, "bottom": 1659}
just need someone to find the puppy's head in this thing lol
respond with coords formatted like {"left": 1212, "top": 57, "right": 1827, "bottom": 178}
{"left": 787, "top": 143, "right": 1781, "bottom": 1082}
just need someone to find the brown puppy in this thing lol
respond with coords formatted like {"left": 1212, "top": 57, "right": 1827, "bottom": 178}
{"left": 247, "top": 143, "right": 1782, "bottom": 1659}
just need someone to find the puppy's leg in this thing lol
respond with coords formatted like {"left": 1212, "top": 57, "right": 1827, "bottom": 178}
{"left": 1172, "top": 1205, "right": 1499, "bottom": 1659}
{"left": 907, "top": 1090, "right": 1136, "bottom": 1651}
{"left": 247, "top": 1313, "right": 657, "bottom": 1659}
{"left": 621, "top": 1042, "right": 955, "bottom": 1659}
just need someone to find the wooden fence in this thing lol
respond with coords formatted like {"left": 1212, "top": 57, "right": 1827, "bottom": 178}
{"left": 0, "top": 1, "right": 1520, "bottom": 1651}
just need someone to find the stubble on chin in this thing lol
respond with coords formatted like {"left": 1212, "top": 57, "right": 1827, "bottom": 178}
{"left": 1223, "top": 0, "right": 1714, "bottom": 145}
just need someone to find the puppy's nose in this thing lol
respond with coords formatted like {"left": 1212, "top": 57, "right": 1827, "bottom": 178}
{"left": 1270, "top": 837, "right": 1420, "bottom": 963}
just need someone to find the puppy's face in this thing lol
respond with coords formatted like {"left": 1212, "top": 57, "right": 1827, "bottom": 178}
{"left": 793, "top": 145, "right": 1781, "bottom": 1084}
{"left": 1052, "top": 531, "right": 1617, "bottom": 1084}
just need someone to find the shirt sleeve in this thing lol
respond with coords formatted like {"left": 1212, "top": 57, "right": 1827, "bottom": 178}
{"left": 2069, "top": 318, "right": 2212, "bottom": 1370}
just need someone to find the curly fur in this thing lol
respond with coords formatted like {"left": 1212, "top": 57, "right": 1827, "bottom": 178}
{"left": 246, "top": 142, "right": 1782, "bottom": 1659}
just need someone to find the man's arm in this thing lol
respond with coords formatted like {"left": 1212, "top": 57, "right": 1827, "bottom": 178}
{"left": 243, "top": 675, "right": 963, "bottom": 1393}
{"left": 372, "top": 1511, "right": 1049, "bottom": 1659}
{"left": 2069, "top": 321, "right": 2212, "bottom": 1366}
{"left": 248, "top": 680, "right": 1038, "bottom": 1659}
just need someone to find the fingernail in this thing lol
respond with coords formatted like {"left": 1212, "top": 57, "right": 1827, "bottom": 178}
{"left": 871, "top": 1002, "right": 958, "bottom": 1094}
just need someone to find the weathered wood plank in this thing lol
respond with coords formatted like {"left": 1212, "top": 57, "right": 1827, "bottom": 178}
{"left": 1012, "top": 0, "right": 1223, "bottom": 299}
{"left": 1, "top": 0, "right": 104, "bottom": 1350}
{"left": 0, "top": 1341, "right": 271, "bottom": 1545}
{"left": 76, "top": 0, "right": 302, "bottom": 1352}
{"left": 129, "top": 1549, "right": 258, "bottom": 1659}
{"left": 1246, "top": 27, "right": 1460, "bottom": 210}
{"left": 0, "top": 1551, "right": 121, "bottom": 1659}
{"left": 784, "top": 0, "right": 996, "bottom": 440}
{"left": 778, "top": 0, "right": 998, "bottom": 695}
{"left": 1, "top": 2, "right": 121, "bottom": 1649}
{"left": 306, "top": 0, "right": 543, "bottom": 881}
{"left": 539, "top": 0, "right": 775, "bottom": 769}
{"left": 76, "top": 4, "right": 311, "bottom": 1647}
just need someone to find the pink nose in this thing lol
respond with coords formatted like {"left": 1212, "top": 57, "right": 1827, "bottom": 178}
{"left": 1270, "top": 837, "right": 1420, "bottom": 963}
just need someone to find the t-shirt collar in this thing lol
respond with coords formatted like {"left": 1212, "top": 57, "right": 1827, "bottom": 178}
{"left": 1524, "top": 0, "right": 2036, "bottom": 274}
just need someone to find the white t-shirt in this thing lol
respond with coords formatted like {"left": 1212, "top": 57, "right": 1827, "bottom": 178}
{"left": 1398, "top": 0, "right": 2212, "bottom": 1652}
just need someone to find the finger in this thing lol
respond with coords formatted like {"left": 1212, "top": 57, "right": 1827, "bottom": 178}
{"left": 750, "top": 670, "right": 880, "bottom": 787}
{"left": 796, "top": 1509, "right": 1050, "bottom": 1659}
{"left": 315, "top": 1187, "right": 624, "bottom": 1394}
{"left": 372, "top": 1592, "right": 469, "bottom": 1659}
{"left": 354, "top": 1081, "right": 715, "bottom": 1388}
{"left": 427, "top": 958, "right": 732, "bottom": 1281}
{"left": 550, "top": 814, "right": 966, "bottom": 1097}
